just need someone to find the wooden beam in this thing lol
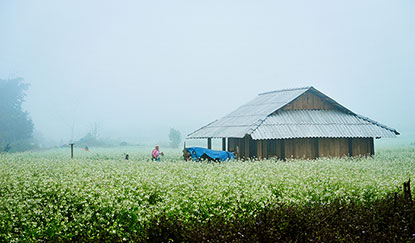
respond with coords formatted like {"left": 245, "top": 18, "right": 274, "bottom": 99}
{"left": 222, "top": 138, "right": 226, "bottom": 151}
{"left": 280, "top": 139, "right": 285, "bottom": 161}
{"left": 207, "top": 138, "right": 212, "bottom": 149}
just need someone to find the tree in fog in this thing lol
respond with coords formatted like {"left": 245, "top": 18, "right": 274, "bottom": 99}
{"left": 0, "top": 78, "right": 34, "bottom": 151}
{"left": 168, "top": 128, "right": 181, "bottom": 148}
{"left": 77, "top": 122, "right": 105, "bottom": 147}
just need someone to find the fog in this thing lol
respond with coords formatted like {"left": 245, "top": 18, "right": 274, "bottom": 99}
{"left": 1, "top": 1, "right": 414, "bottom": 146}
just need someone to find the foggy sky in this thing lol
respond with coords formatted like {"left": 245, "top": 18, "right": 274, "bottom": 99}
{"left": 1, "top": 1, "right": 414, "bottom": 145}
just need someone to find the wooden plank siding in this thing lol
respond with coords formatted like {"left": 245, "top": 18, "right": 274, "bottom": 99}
{"left": 228, "top": 138, "right": 237, "bottom": 152}
{"left": 263, "top": 139, "right": 282, "bottom": 159}
{"left": 244, "top": 136, "right": 250, "bottom": 159}
{"left": 283, "top": 91, "right": 335, "bottom": 110}
{"left": 226, "top": 137, "right": 373, "bottom": 160}
{"left": 284, "top": 138, "right": 317, "bottom": 159}
{"left": 318, "top": 138, "right": 349, "bottom": 157}
{"left": 262, "top": 140, "right": 268, "bottom": 158}
{"left": 351, "top": 138, "right": 373, "bottom": 157}
{"left": 249, "top": 138, "right": 257, "bottom": 158}
{"left": 257, "top": 140, "right": 263, "bottom": 159}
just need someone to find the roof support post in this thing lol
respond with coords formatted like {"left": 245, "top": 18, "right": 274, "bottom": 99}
{"left": 370, "top": 138, "right": 374, "bottom": 156}
{"left": 222, "top": 138, "right": 226, "bottom": 151}
{"left": 257, "top": 140, "right": 263, "bottom": 160}
{"left": 280, "top": 139, "right": 285, "bottom": 161}
{"left": 348, "top": 138, "right": 353, "bottom": 157}
{"left": 244, "top": 136, "right": 250, "bottom": 159}
{"left": 207, "top": 138, "right": 212, "bottom": 149}
{"left": 314, "top": 138, "right": 319, "bottom": 159}
{"left": 263, "top": 140, "right": 268, "bottom": 159}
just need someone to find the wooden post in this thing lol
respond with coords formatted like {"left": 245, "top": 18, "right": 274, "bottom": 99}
{"left": 70, "top": 143, "right": 74, "bottom": 159}
{"left": 236, "top": 146, "right": 240, "bottom": 159}
{"left": 222, "top": 138, "right": 226, "bottom": 151}
{"left": 404, "top": 179, "right": 412, "bottom": 203}
{"left": 244, "top": 136, "right": 250, "bottom": 159}
{"left": 207, "top": 138, "right": 212, "bottom": 149}
{"left": 370, "top": 138, "right": 374, "bottom": 156}
{"left": 257, "top": 140, "right": 263, "bottom": 159}
{"left": 314, "top": 138, "right": 319, "bottom": 159}
{"left": 348, "top": 138, "right": 353, "bottom": 157}
{"left": 280, "top": 140, "right": 285, "bottom": 161}
{"left": 184, "top": 141, "right": 187, "bottom": 155}
{"left": 263, "top": 140, "right": 268, "bottom": 159}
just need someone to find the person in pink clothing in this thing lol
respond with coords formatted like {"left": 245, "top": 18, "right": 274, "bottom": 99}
{"left": 151, "top": 145, "right": 163, "bottom": 161}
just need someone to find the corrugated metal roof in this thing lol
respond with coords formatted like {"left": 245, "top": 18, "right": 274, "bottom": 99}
{"left": 187, "top": 86, "right": 399, "bottom": 139}
{"left": 251, "top": 110, "right": 397, "bottom": 139}
{"left": 187, "top": 87, "right": 310, "bottom": 138}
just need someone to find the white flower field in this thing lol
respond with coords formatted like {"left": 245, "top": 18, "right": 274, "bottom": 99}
{"left": 0, "top": 146, "right": 414, "bottom": 241}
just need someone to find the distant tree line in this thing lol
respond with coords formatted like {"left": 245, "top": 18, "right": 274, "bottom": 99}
{"left": 75, "top": 122, "right": 107, "bottom": 147}
{"left": 0, "top": 78, "right": 35, "bottom": 152}
{"left": 169, "top": 128, "right": 181, "bottom": 148}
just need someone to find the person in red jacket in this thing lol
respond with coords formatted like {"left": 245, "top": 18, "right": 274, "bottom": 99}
{"left": 152, "top": 145, "right": 163, "bottom": 161}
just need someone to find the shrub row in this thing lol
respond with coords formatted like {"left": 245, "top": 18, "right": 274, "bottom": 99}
{"left": 7, "top": 192, "right": 410, "bottom": 242}
{"left": 141, "top": 192, "right": 415, "bottom": 242}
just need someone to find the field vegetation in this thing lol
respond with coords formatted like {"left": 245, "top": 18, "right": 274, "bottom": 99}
{"left": 1, "top": 146, "right": 415, "bottom": 242}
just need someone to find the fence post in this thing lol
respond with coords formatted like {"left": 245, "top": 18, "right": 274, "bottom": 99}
{"left": 70, "top": 143, "right": 74, "bottom": 159}
{"left": 404, "top": 178, "right": 412, "bottom": 203}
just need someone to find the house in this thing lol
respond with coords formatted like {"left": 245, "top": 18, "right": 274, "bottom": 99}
{"left": 187, "top": 87, "right": 399, "bottom": 159}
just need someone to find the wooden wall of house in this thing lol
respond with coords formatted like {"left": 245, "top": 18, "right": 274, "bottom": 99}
{"left": 258, "top": 139, "right": 283, "bottom": 159}
{"left": 282, "top": 138, "right": 374, "bottom": 159}
{"left": 246, "top": 138, "right": 319, "bottom": 160}
{"left": 351, "top": 138, "right": 374, "bottom": 157}
{"left": 230, "top": 136, "right": 374, "bottom": 160}
{"left": 228, "top": 136, "right": 283, "bottom": 160}
{"left": 318, "top": 138, "right": 349, "bottom": 157}
{"left": 227, "top": 137, "right": 254, "bottom": 159}
{"left": 228, "top": 138, "right": 238, "bottom": 152}
{"left": 283, "top": 91, "right": 335, "bottom": 110}
{"left": 227, "top": 136, "right": 373, "bottom": 160}
{"left": 284, "top": 138, "right": 318, "bottom": 159}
